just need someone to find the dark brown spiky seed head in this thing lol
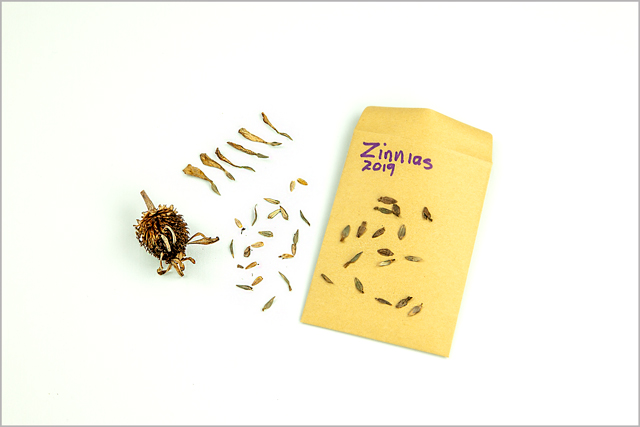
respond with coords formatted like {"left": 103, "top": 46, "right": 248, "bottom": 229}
{"left": 135, "top": 203, "right": 190, "bottom": 261}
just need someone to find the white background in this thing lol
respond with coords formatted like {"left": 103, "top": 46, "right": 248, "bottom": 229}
{"left": 2, "top": 2, "right": 638, "bottom": 425}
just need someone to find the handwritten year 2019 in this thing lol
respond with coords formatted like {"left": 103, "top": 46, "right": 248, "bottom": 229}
{"left": 360, "top": 142, "right": 432, "bottom": 177}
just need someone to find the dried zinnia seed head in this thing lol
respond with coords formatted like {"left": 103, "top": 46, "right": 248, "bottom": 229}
{"left": 134, "top": 190, "right": 219, "bottom": 276}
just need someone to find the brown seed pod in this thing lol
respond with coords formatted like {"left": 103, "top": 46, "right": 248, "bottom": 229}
{"left": 134, "top": 190, "right": 219, "bottom": 276}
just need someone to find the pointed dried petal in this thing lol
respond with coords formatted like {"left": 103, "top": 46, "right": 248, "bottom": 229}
{"left": 262, "top": 296, "right": 276, "bottom": 311}
{"left": 239, "top": 128, "right": 282, "bottom": 146}
{"left": 321, "top": 274, "right": 333, "bottom": 284}
{"left": 183, "top": 164, "right": 220, "bottom": 195}
{"left": 300, "top": 210, "right": 311, "bottom": 226}
{"left": 215, "top": 148, "right": 256, "bottom": 172}
{"left": 408, "top": 303, "right": 423, "bottom": 317}
{"left": 340, "top": 225, "right": 351, "bottom": 242}
{"left": 227, "top": 141, "right": 269, "bottom": 159}
{"left": 354, "top": 277, "right": 364, "bottom": 294}
{"left": 200, "top": 153, "right": 235, "bottom": 180}
{"left": 262, "top": 112, "right": 293, "bottom": 140}
{"left": 187, "top": 235, "right": 220, "bottom": 245}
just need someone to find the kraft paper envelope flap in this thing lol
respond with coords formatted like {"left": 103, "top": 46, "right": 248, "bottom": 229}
{"left": 301, "top": 107, "right": 492, "bottom": 357}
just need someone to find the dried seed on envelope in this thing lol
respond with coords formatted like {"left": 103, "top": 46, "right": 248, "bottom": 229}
{"left": 374, "top": 207, "right": 393, "bottom": 214}
{"left": 343, "top": 251, "right": 363, "bottom": 268}
{"left": 396, "top": 296, "right": 413, "bottom": 309}
{"left": 354, "top": 277, "right": 364, "bottom": 294}
{"left": 377, "top": 249, "right": 394, "bottom": 256}
{"left": 405, "top": 256, "right": 422, "bottom": 262}
{"left": 321, "top": 274, "right": 334, "bottom": 284}
{"left": 375, "top": 298, "right": 392, "bottom": 306}
{"left": 392, "top": 204, "right": 400, "bottom": 217}
{"left": 340, "top": 225, "right": 351, "bottom": 242}
{"left": 398, "top": 224, "right": 406, "bottom": 240}
{"left": 356, "top": 221, "right": 367, "bottom": 238}
{"left": 408, "top": 303, "right": 423, "bottom": 317}
{"left": 423, "top": 206, "right": 433, "bottom": 222}
{"left": 378, "top": 196, "right": 397, "bottom": 204}
{"left": 378, "top": 259, "right": 395, "bottom": 267}
{"left": 372, "top": 227, "right": 385, "bottom": 238}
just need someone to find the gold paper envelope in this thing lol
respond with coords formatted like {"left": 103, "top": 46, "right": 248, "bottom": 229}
{"left": 301, "top": 106, "right": 492, "bottom": 357}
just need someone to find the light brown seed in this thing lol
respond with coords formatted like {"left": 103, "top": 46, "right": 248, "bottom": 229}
{"left": 343, "top": 251, "right": 363, "bottom": 268}
{"left": 375, "top": 298, "right": 392, "bottom": 305}
{"left": 251, "top": 242, "right": 264, "bottom": 248}
{"left": 244, "top": 246, "right": 251, "bottom": 257}
{"left": 377, "top": 249, "right": 394, "bottom": 256}
{"left": 261, "top": 112, "right": 293, "bottom": 140}
{"left": 356, "top": 221, "right": 367, "bottom": 238}
{"left": 398, "top": 224, "right": 406, "bottom": 240}
{"left": 408, "top": 303, "right": 423, "bottom": 317}
{"left": 300, "top": 210, "right": 311, "bottom": 226}
{"left": 372, "top": 227, "right": 385, "bottom": 238}
{"left": 268, "top": 208, "right": 282, "bottom": 219}
{"left": 378, "top": 259, "right": 396, "bottom": 267}
{"left": 297, "top": 178, "right": 308, "bottom": 185}
{"left": 245, "top": 261, "right": 259, "bottom": 269}
{"left": 227, "top": 141, "right": 269, "bottom": 159}
{"left": 293, "top": 229, "right": 299, "bottom": 245}
{"left": 251, "top": 276, "right": 263, "bottom": 286}
{"left": 374, "top": 207, "right": 393, "bottom": 214}
{"left": 392, "top": 204, "right": 400, "bottom": 217}
{"left": 200, "top": 153, "right": 235, "bottom": 180}
{"left": 378, "top": 196, "right": 398, "bottom": 204}
{"left": 340, "top": 225, "right": 351, "bottom": 242}
{"left": 239, "top": 128, "right": 282, "bottom": 146}
{"left": 279, "top": 254, "right": 294, "bottom": 259}
{"left": 230, "top": 240, "right": 234, "bottom": 258}
{"left": 215, "top": 148, "right": 256, "bottom": 172}
{"left": 279, "top": 271, "right": 292, "bottom": 291}
{"left": 321, "top": 274, "right": 333, "bottom": 284}
{"left": 258, "top": 231, "right": 274, "bottom": 237}
{"left": 354, "top": 277, "right": 364, "bottom": 294}
{"left": 405, "top": 256, "right": 422, "bottom": 262}
{"left": 182, "top": 164, "right": 220, "bottom": 195}
{"left": 280, "top": 205, "right": 289, "bottom": 220}
{"left": 252, "top": 204, "right": 258, "bottom": 226}
{"left": 237, "top": 264, "right": 244, "bottom": 268}
{"left": 235, "top": 218, "right": 244, "bottom": 229}
{"left": 262, "top": 296, "right": 276, "bottom": 311}
{"left": 290, "top": 180, "right": 296, "bottom": 192}
{"left": 291, "top": 243, "right": 297, "bottom": 256}
{"left": 396, "top": 296, "right": 413, "bottom": 309}
{"left": 236, "top": 285, "right": 253, "bottom": 291}
{"left": 264, "top": 198, "right": 280, "bottom": 204}
{"left": 423, "top": 206, "right": 433, "bottom": 222}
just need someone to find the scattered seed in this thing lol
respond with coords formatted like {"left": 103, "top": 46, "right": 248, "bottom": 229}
{"left": 215, "top": 148, "right": 256, "bottom": 172}
{"left": 200, "top": 153, "right": 235, "bottom": 180}
{"left": 300, "top": 210, "right": 311, "bottom": 226}
{"left": 279, "top": 271, "right": 292, "bottom": 291}
{"left": 377, "top": 249, "right": 394, "bottom": 256}
{"left": 236, "top": 285, "right": 253, "bottom": 291}
{"left": 343, "top": 251, "right": 363, "bottom": 268}
{"left": 252, "top": 204, "right": 258, "bottom": 226}
{"left": 280, "top": 205, "right": 289, "bottom": 220}
{"left": 230, "top": 240, "right": 234, "bottom": 258}
{"left": 244, "top": 246, "right": 251, "bottom": 257}
{"left": 297, "top": 178, "right": 308, "bottom": 185}
{"left": 293, "top": 229, "right": 299, "bottom": 245}
{"left": 405, "top": 256, "right": 422, "bottom": 262}
{"left": 239, "top": 128, "right": 282, "bottom": 146}
{"left": 279, "top": 254, "right": 294, "bottom": 259}
{"left": 262, "top": 296, "right": 276, "bottom": 311}
{"left": 354, "top": 277, "right": 364, "bottom": 293}
{"left": 290, "top": 180, "right": 296, "bottom": 192}
{"left": 227, "top": 141, "right": 269, "bottom": 159}
{"left": 182, "top": 164, "right": 220, "bottom": 195}
{"left": 423, "top": 206, "right": 433, "bottom": 222}
{"left": 246, "top": 261, "right": 258, "bottom": 269}
{"left": 378, "top": 196, "right": 397, "bottom": 204}
{"left": 235, "top": 218, "right": 244, "bottom": 229}
{"left": 398, "top": 224, "right": 406, "bottom": 240}
{"left": 251, "top": 242, "right": 264, "bottom": 248}
{"left": 372, "top": 227, "right": 385, "bottom": 238}
{"left": 396, "top": 296, "right": 413, "bottom": 309}
{"left": 356, "top": 221, "right": 367, "bottom": 238}
{"left": 262, "top": 112, "right": 292, "bottom": 140}
{"left": 340, "top": 225, "right": 351, "bottom": 242}
{"left": 321, "top": 274, "right": 334, "bottom": 284}
{"left": 251, "top": 276, "right": 263, "bottom": 286}
{"left": 268, "top": 208, "right": 282, "bottom": 219}
{"left": 374, "top": 207, "right": 393, "bottom": 214}
{"left": 392, "top": 204, "right": 400, "bottom": 217}
{"left": 408, "top": 303, "right": 423, "bottom": 317}
{"left": 258, "top": 231, "right": 274, "bottom": 237}
{"left": 378, "top": 259, "right": 396, "bottom": 267}
{"left": 375, "top": 298, "right": 392, "bottom": 305}
{"left": 291, "top": 243, "right": 297, "bottom": 256}
{"left": 264, "top": 198, "right": 280, "bottom": 204}
{"left": 237, "top": 264, "right": 244, "bottom": 268}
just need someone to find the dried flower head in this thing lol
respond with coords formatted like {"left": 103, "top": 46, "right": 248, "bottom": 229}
{"left": 134, "top": 190, "right": 219, "bottom": 276}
